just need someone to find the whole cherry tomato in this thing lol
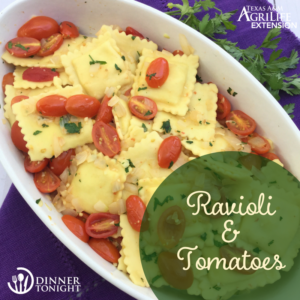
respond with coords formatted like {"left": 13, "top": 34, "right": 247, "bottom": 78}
{"left": 95, "top": 95, "right": 113, "bottom": 123}
{"left": 157, "top": 136, "right": 182, "bottom": 169}
{"left": 37, "top": 33, "right": 63, "bottom": 57}
{"left": 85, "top": 212, "right": 120, "bottom": 238}
{"left": 216, "top": 93, "right": 231, "bottom": 120}
{"left": 17, "top": 16, "right": 59, "bottom": 40}
{"left": 5, "top": 37, "right": 41, "bottom": 58}
{"left": 11, "top": 95, "right": 29, "bottom": 107}
{"left": 11, "top": 121, "right": 28, "bottom": 152}
{"left": 125, "top": 27, "right": 144, "bottom": 39}
{"left": 88, "top": 238, "right": 120, "bottom": 264}
{"left": 49, "top": 149, "right": 75, "bottom": 176}
{"left": 260, "top": 152, "right": 279, "bottom": 161}
{"left": 60, "top": 21, "right": 79, "bottom": 39}
{"left": 145, "top": 57, "right": 169, "bottom": 88}
{"left": 62, "top": 215, "right": 89, "bottom": 243}
{"left": 66, "top": 95, "right": 100, "bottom": 118}
{"left": 126, "top": 195, "right": 146, "bottom": 232}
{"left": 22, "top": 67, "right": 59, "bottom": 82}
{"left": 92, "top": 121, "right": 121, "bottom": 157}
{"left": 34, "top": 167, "right": 60, "bottom": 193}
{"left": 128, "top": 96, "right": 157, "bottom": 120}
{"left": 36, "top": 95, "right": 68, "bottom": 117}
{"left": 24, "top": 155, "right": 49, "bottom": 173}
{"left": 172, "top": 50, "right": 184, "bottom": 56}
{"left": 2, "top": 72, "right": 14, "bottom": 94}
{"left": 226, "top": 110, "right": 256, "bottom": 136}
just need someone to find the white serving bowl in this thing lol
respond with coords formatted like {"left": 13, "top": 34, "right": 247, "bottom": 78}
{"left": 1, "top": 0, "right": 300, "bottom": 299}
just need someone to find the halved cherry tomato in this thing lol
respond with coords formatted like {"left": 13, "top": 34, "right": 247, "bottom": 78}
{"left": 126, "top": 195, "right": 146, "bottom": 232}
{"left": 66, "top": 95, "right": 100, "bottom": 118}
{"left": 36, "top": 94, "right": 68, "bottom": 117}
{"left": 77, "top": 211, "right": 90, "bottom": 223}
{"left": 125, "top": 27, "right": 144, "bottom": 39}
{"left": 11, "top": 95, "right": 29, "bottom": 107}
{"left": 11, "top": 121, "right": 28, "bottom": 152}
{"left": 157, "top": 136, "right": 182, "bottom": 169}
{"left": 146, "top": 57, "right": 169, "bottom": 88}
{"left": 24, "top": 155, "right": 49, "bottom": 173}
{"left": 34, "top": 167, "right": 60, "bottom": 193}
{"left": 37, "top": 33, "right": 63, "bottom": 57}
{"left": 2, "top": 72, "right": 14, "bottom": 94}
{"left": 5, "top": 37, "right": 41, "bottom": 58}
{"left": 85, "top": 212, "right": 120, "bottom": 238}
{"left": 60, "top": 21, "right": 79, "bottom": 39}
{"left": 62, "top": 215, "right": 89, "bottom": 243}
{"left": 226, "top": 110, "right": 256, "bottom": 136}
{"left": 220, "top": 245, "right": 256, "bottom": 275}
{"left": 96, "top": 95, "right": 113, "bottom": 123}
{"left": 128, "top": 96, "right": 157, "bottom": 120}
{"left": 243, "top": 132, "right": 270, "bottom": 155}
{"left": 22, "top": 67, "right": 59, "bottom": 82}
{"left": 17, "top": 16, "right": 59, "bottom": 40}
{"left": 158, "top": 251, "right": 193, "bottom": 290}
{"left": 49, "top": 149, "right": 75, "bottom": 176}
{"left": 88, "top": 238, "right": 120, "bottom": 264}
{"left": 92, "top": 121, "right": 121, "bottom": 157}
{"left": 260, "top": 152, "right": 279, "bottom": 161}
{"left": 124, "top": 88, "right": 132, "bottom": 96}
{"left": 172, "top": 50, "right": 184, "bottom": 56}
{"left": 216, "top": 93, "right": 231, "bottom": 120}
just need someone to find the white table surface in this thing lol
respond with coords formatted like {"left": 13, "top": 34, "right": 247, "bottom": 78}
{"left": 0, "top": 0, "right": 299, "bottom": 208}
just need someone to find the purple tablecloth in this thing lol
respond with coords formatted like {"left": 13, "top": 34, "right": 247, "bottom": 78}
{"left": 1, "top": 0, "right": 299, "bottom": 299}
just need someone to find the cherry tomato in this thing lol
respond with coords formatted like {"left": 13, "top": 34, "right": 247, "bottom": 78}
{"left": 36, "top": 94, "right": 68, "bottom": 117}
{"left": 158, "top": 252, "right": 193, "bottom": 289}
{"left": 49, "top": 149, "right": 75, "bottom": 176}
{"left": 172, "top": 50, "right": 184, "bottom": 56}
{"left": 158, "top": 205, "right": 186, "bottom": 249}
{"left": 11, "top": 95, "right": 29, "bottom": 107}
{"left": 220, "top": 245, "right": 256, "bottom": 275}
{"left": 2, "top": 72, "right": 14, "bottom": 94}
{"left": 128, "top": 96, "right": 157, "bottom": 120}
{"left": 226, "top": 110, "right": 256, "bottom": 136}
{"left": 24, "top": 155, "right": 49, "bottom": 173}
{"left": 11, "top": 121, "right": 28, "bottom": 152}
{"left": 22, "top": 67, "right": 59, "bottom": 82}
{"left": 125, "top": 27, "right": 144, "bottom": 39}
{"left": 243, "top": 132, "right": 270, "bottom": 155}
{"left": 108, "top": 236, "right": 123, "bottom": 251}
{"left": 216, "top": 93, "right": 231, "bottom": 120}
{"left": 88, "top": 238, "right": 120, "bottom": 264}
{"left": 96, "top": 95, "right": 113, "bottom": 123}
{"left": 17, "top": 16, "right": 59, "bottom": 40}
{"left": 34, "top": 167, "right": 61, "bottom": 193}
{"left": 239, "top": 153, "right": 262, "bottom": 170}
{"left": 5, "top": 37, "right": 41, "bottom": 58}
{"left": 126, "top": 195, "right": 146, "bottom": 232}
{"left": 77, "top": 211, "right": 90, "bottom": 223}
{"left": 157, "top": 136, "right": 182, "bottom": 169}
{"left": 92, "top": 121, "right": 121, "bottom": 157}
{"left": 66, "top": 95, "right": 100, "bottom": 118}
{"left": 62, "top": 215, "right": 89, "bottom": 243}
{"left": 60, "top": 21, "right": 79, "bottom": 39}
{"left": 260, "top": 152, "right": 279, "bottom": 161}
{"left": 145, "top": 58, "right": 169, "bottom": 88}
{"left": 37, "top": 33, "right": 63, "bottom": 57}
{"left": 85, "top": 212, "right": 120, "bottom": 238}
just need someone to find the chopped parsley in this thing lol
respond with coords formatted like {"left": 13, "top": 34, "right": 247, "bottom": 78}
{"left": 168, "top": 161, "right": 174, "bottom": 169}
{"left": 213, "top": 285, "right": 221, "bottom": 291}
{"left": 181, "top": 194, "right": 186, "bottom": 199}
{"left": 186, "top": 141, "right": 193, "bottom": 144}
{"left": 125, "top": 159, "right": 135, "bottom": 173}
{"left": 209, "top": 142, "right": 213, "bottom": 147}
{"left": 280, "top": 216, "right": 283, "bottom": 221}
{"left": 268, "top": 240, "right": 274, "bottom": 246}
{"left": 64, "top": 122, "right": 82, "bottom": 134}
{"left": 236, "top": 163, "right": 243, "bottom": 168}
{"left": 141, "top": 123, "right": 148, "bottom": 132}
{"left": 198, "top": 98, "right": 201, "bottom": 101}
{"left": 141, "top": 249, "right": 157, "bottom": 262}
{"left": 131, "top": 36, "right": 136, "bottom": 40}
{"left": 115, "top": 64, "right": 122, "bottom": 72}
{"left": 146, "top": 73, "right": 156, "bottom": 80}
{"left": 42, "top": 124, "right": 49, "bottom": 128}
{"left": 200, "top": 232, "right": 207, "bottom": 241}
{"left": 161, "top": 119, "right": 171, "bottom": 134}
{"left": 36, "top": 199, "right": 41, "bottom": 204}
{"left": 152, "top": 275, "right": 162, "bottom": 284}
{"left": 212, "top": 230, "right": 218, "bottom": 235}
{"left": 89, "top": 55, "right": 107, "bottom": 65}
{"left": 227, "top": 87, "right": 237, "bottom": 96}
{"left": 79, "top": 179, "right": 81, "bottom": 182}
{"left": 206, "top": 122, "right": 210, "bottom": 125}
{"left": 154, "top": 195, "right": 174, "bottom": 211}
{"left": 33, "top": 130, "right": 42, "bottom": 135}
{"left": 83, "top": 36, "right": 87, "bottom": 39}
{"left": 8, "top": 41, "right": 13, "bottom": 49}
{"left": 269, "top": 181, "right": 277, "bottom": 184}
{"left": 121, "top": 55, "right": 125, "bottom": 61}
{"left": 214, "top": 239, "right": 227, "bottom": 248}
{"left": 138, "top": 87, "right": 147, "bottom": 91}
{"left": 199, "top": 121, "right": 202, "bottom": 124}
{"left": 114, "top": 222, "right": 120, "bottom": 227}
{"left": 144, "top": 110, "right": 152, "bottom": 116}
{"left": 138, "top": 187, "right": 143, "bottom": 192}
{"left": 51, "top": 68, "right": 56, "bottom": 72}
{"left": 196, "top": 74, "right": 203, "bottom": 82}
{"left": 253, "top": 247, "right": 261, "bottom": 254}
{"left": 15, "top": 43, "right": 29, "bottom": 51}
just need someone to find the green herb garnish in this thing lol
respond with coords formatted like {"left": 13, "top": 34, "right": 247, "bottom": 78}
{"left": 89, "top": 55, "right": 107, "bottom": 65}
{"left": 114, "top": 222, "right": 120, "bottom": 227}
{"left": 42, "top": 124, "right": 49, "bottom": 128}
{"left": 36, "top": 199, "right": 41, "bottom": 204}
{"left": 131, "top": 36, "right": 136, "bottom": 40}
{"left": 161, "top": 119, "right": 171, "bottom": 134}
{"left": 138, "top": 187, "right": 143, "bottom": 192}
{"left": 152, "top": 275, "right": 162, "bottom": 284}
{"left": 146, "top": 73, "right": 156, "bottom": 80}
{"left": 283, "top": 103, "right": 295, "bottom": 119}
{"left": 51, "top": 68, "right": 56, "bottom": 72}
{"left": 142, "top": 123, "right": 148, "bottom": 132}
{"left": 213, "top": 285, "right": 221, "bottom": 291}
{"left": 115, "top": 64, "right": 122, "bottom": 72}
{"left": 64, "top": 122, "right": 82, "bottom": 134}
{"left": 154, "top": 195, "right": 174, "bottom": 211}
{"left": 200, "top": 232, "right": 207, "bottom": 241}
{"left": 8, "top": 41, "right": 13, "bottom": 49}
{"left": 186, "top": 141, "right": 193, "bottom": 144}
{"left": 144, "top": 110, "right": 152, "bottom": 116}
{"left": 168, "top": 161, "right": 174, "bottom": 169}
{"left": 33, "top": 130, "right": 42, "bottom": 135}
{"left": 209, "top": 142, "right": 213, "bottom": 147}
{"left": 141, "top": 249, "right": 157, "bottom": 262}
{"left": 121, "top": 55, "right": 126, "bottom": 61}
{"left": 15, "top": 43, "right": 29, "bottom": 51}
{"left": 214, "top": 239, "right": 227, "bottom": 248}
{"left": 253, "top": 247, "right": 261, "bottom": 254}
{"left": 138, "top": 87, "right": 147, "bottom": 91}
{"left": 196, "top": 74, "right": 203, "bottom": 82}
{"left": 268, "top": 240, "right": 274, "bottom": 246}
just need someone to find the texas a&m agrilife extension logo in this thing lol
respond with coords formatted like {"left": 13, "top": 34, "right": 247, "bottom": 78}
{"left": 8, "top": 267, "right": 81, "bottom": 294}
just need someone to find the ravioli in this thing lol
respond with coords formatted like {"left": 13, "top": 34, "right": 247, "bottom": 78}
{"left": 138, "top": 177, "right": 165, "bottom": 205}
{"left": 132, "top": 49, "right": 199, "bottom": 116}
{"left": 61, "top": 33, "right": 134, "bottom": 99}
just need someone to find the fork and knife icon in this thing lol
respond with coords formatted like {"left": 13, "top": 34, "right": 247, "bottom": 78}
{"left": 12, "top": 273, "right": 29, "bottom": 292}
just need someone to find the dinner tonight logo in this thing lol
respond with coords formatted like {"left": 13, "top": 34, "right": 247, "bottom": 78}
{"left": 8, "top": 267, "right": 81, "bottom": 294}
{"left": 238, "top": 6, "right": 297, "bottom": 29}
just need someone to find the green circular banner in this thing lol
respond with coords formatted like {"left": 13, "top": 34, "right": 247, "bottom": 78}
{"left": 140, "top": 152, "right": 300, "bottom": 300}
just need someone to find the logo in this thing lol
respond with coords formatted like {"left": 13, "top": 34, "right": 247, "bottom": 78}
{"left": 7, "top": 267, "right": 34, "bottom": 294}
